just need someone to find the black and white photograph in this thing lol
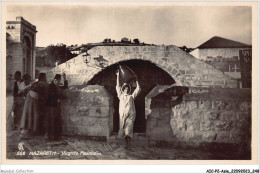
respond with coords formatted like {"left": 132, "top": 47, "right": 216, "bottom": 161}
{"left": 1, "top": 1, "right": 258, "bottom": 171}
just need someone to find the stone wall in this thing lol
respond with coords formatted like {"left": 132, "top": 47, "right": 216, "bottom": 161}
{"left": 46, "top": 45, "right": 237, "bottom": 88}
{"left": 60, "top": 85, "right": 114, "bottom": 137}
{"left": 146, "top": 86, "right": 251, "bottom": 151}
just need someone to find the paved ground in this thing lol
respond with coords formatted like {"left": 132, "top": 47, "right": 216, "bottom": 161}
{"left": 5, "top": 96, "right": 238, "bottom": 160}
{"left": 7, "top": 131, "right": 238, "bottom": 160}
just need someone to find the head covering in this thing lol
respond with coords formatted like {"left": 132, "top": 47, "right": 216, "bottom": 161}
{"left": 54, "top": 74, "right": 62, "bottom": 80}
{"left": 38, "top": 73, "right": 46, "bottom": 82}
{"left": 23, "top": 74, "right": 31, "bottom": 81}
{"left": 14, "top": 71, "right": 21, "bottom": 77}
{"left": 121, "top": 83, "right": 131, "bottom": 95}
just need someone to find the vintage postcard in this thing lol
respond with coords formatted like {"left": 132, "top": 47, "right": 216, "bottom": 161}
{"left": 1, "top": 1, "right": 258, "bottom": 168}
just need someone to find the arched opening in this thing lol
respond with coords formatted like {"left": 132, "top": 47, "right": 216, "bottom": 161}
{"left": 23, "top": 36, "right": 32, "bottom": 76}
{"left": 88, "top": 59, "right": 175, "bottom": 133}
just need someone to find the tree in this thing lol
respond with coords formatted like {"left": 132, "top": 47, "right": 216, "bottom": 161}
{"left": 133, "top": 38, "right": 140, "bottom": 44}
{"left": 45, "top": 44, "right": 76, "bottom": 66}
{"left": 179, "top": 46, "right": 194, "bottom": 53}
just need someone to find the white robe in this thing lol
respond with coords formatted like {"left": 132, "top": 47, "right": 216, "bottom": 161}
{"left": 116, "top": 84, "right": 141, "bottom": 138}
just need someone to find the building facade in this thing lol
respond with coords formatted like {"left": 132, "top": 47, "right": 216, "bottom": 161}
{"left": 190, "top": 36, "right": 252, "bottom": 88}
{"left": 6, "top": 16, "right": 37, "bottom": 81}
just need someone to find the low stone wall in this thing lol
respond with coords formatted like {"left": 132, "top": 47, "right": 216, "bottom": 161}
{"left": 60, "top": 85, "right": 114, "bottom": 137}
{"left": 146, "top": 86, "right": 251, "bottom": 153}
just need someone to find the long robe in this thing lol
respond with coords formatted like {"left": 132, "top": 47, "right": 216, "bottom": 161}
{"left": 116, "top": 84, "right": 141, "bottom": 138}
{"left": 20, "top": 81, "right": 48, "bottom": 133}
{"left": 46, "top": 80, "right": 68, "bottom": 139}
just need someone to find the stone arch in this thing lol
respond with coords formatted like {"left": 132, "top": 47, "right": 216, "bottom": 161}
{"left": 78, "top": 55, "right": 185, "bottom": 86}
{"left": 85, "top": 46, "right": 236, "bottom": 87}
{"left": 49, "top": 45, "right": 237, "bottom": 88}
{"left": 108, "top": 58, "right": 183, "bottom": 86}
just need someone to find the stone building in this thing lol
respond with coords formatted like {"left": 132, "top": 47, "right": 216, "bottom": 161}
{"left": 46, "top": 45, "right": 251, "bottom": 157}
{"left": 190, "top": 36, "right": 252, "bottom": 88}
{"left": 6, "top": 16, "right": 37, "bottom": 91}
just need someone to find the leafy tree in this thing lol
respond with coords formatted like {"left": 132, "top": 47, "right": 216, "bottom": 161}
{"left": 179, "top": 46, "right": 194, "bottom": 53}
{"left": 133, "top": 38, "right": 140, "bottom": 44}
{"left": 36, "top": 44, "right": 75, "bottom": 66}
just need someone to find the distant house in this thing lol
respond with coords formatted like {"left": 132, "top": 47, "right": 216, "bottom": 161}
{"left": 190, "top": 36, "right": 251, "bottom": 60}
{"left": 190, "top": 36, "right": 252, "bottom": 88}
{"left": 69, "top": 45, "right": 82, "bottom": 55}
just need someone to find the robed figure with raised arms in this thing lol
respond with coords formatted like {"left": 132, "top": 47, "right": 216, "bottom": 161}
{"left": 116, "top": 66, "right": 141, "bottom": 150}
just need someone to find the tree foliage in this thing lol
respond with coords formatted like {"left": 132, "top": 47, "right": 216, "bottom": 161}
{"left": 133, "top": 38, "right": 140, "bottom": 44}
{"left": 36, "top": 44, "right": 76, "bottom": 67}
{"left": 179, "top": 46, "right": 195, "bottom": 53}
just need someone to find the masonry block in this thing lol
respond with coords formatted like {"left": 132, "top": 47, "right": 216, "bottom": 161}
{"left": 198, "top": 100, "right": 211, "bottom": 110}
{"left": 219, "top": 111, "right": 237, "bottom": 121}
{"left": 149, "top": 126, "right": 173, "bottom": 141}
{"left": 146, "top": 117, "right": 158, "bottom": 129}
{"left": 203, "top": 131, "right": 218, "bottom": 142}
{"left": 230, "top": 132, "right": 243, "bottom": 144}
{"left": 238, "top": 102, "right": 251, "bottom": 111}
{"left": 212, "top": 101, "right": 225, "bottom": 110}
{"left": 200, "top": 121, "right": 214, "bottom": 131}
{"left": 236, "top": 112, "right": 249, "bottom": 122}
{"left": 216, "top": 132, "right": 232, "bottom": 143}
{"left": 186, "top": 120, "right": 200, "bottom": 131}
{"left": 186, "top": 101, "right": 198, "bottom": 110}
{"left": 214, "top": 121, "right": 233, "bottom": 131}
{"left": 203, "top": 111, "right": 220, "bottom": 120}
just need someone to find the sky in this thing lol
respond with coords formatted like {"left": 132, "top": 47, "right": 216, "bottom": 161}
{"left": 5, "top": 4, "right": 252, "bottom": 48}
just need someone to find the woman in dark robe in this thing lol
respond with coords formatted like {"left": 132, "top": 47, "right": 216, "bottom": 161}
{"left": 46, "top": 73, "right": 68, "bottom": 140}
{"left": 19, "top": 73, "right": 48, "bottom": 139}
{"left": 12, "top": 71, "right": 24, "bottom": 130}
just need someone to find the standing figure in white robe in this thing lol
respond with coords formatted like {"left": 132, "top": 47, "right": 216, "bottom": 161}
{"left": 116, "top": 71, "right": 141, "bottom": 150}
